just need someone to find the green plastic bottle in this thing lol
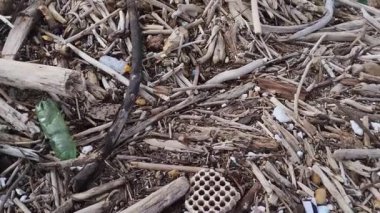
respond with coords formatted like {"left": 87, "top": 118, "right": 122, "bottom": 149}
{"left": 36, "top": 99, "right": 77, "bottom": 160}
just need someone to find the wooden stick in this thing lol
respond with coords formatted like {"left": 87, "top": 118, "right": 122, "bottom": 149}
{"left": 1, "top": 1, "right": 40, "bottom": 59}
{"left": 71, "top": 177, "right": 126, "bottom": 201}
{"left": 206, "top": 58, "right": 267, "bottom": 84}
{"left": 312, "top": 164, "right": 354, "bottom": 213}
{"left": 0, "top": 59, "right": 85, "bottom": 97}
{"left": 119, "top": 177, "right": 189, "bottom": 213}
{"left": 333, "top": 149, "right": 380, "bottom": 161}
{"left": 128, "top": 161, "right": 225, "bottom": 173}
{"left": 0, "top": 98, "right": 39, "bottom": 137}
{"left": 251, "top": 0, "right": 262, "bottom": 34}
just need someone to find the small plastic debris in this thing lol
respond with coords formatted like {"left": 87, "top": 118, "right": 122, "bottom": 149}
{"left": 241, "top": 93, "right": 248, "bottom": 100}
{"left": 221, "top": 103, "right": 227, "bottom": 108}
{"left": 81, "top": 145, "right": 93, "bottom": 154}
{"left": 36, "top": 99, "right": 77, "bottom": 160}
{"left": 230, "top": 156, "right": 237, "bottom": 164}
{"left": 315, "top": 188, "right": 327, "bottom": 205}
{"left": 317, "top": 205, "right": 330, "bottom": 213}
{"left": 99, "top": 55, "right": 131, "bottom": 74}
{"left": 15, "top": 188, "right": 26, "bottom": 196}
{"left": 0, "top": 177, "right": 6, "bottom": 188}
{"left": 251, "top": 205, "right": 265, "bottom": 213}
{"left": 185, "top": 169, "right": 241, "bottom": 213}
{"left": 273, "top": 106, "right": 291, "bottom": 123}
{"left": 371, "top": 122, "right": 380, "bottom": 132}
{"left": 297, "top": 151, "right": 304, "bottom": 158}
{"left": 302, "top": 198, "right": 317, "bottom": 213}
{"left": 350, "top": 120, "right": 363, "bottom": 136}
{"left": 20, "top": 195, "right": 28, "bottom": 203}
{"left": 254, "top": 86, "right": 261, "bottom": 92}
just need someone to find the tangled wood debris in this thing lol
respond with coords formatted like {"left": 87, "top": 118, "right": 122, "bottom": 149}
{"left": 1, "top": 0, "right": 380, "bottom": 212}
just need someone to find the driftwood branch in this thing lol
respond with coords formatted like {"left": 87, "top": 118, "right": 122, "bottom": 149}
{"left": 286, "top": 0, "right": 334, "bottom": 40}
{"left": 0, "top": 59, "right": 85, "bottom": 97}
{"left": 206, "top": 58, "right": 267, "bottom": 84}
{"left": 120, "top": 177, "right": 189, "bottom": 213}
{"left": 333, "top": 149, "right": 380, "bottom": 161}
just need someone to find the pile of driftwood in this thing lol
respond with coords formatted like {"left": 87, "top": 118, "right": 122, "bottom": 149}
{"left": 1, "top": 0, "right": 380, "bottom": 212}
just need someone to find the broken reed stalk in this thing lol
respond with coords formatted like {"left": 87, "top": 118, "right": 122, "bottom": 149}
{"left": 71, "top": 0, "right": 143, "bottom": 192}
{"left": 0, "top": 59, "right": 85, "bottom": 97}
{"left": 120, "top": 177, "right": 190, "bottom": 213}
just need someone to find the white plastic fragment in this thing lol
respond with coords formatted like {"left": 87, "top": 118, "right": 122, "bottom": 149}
{"left": 241, "top": 93, "right": 248, "bottom": 100}
{"left": 254, "top": 86, "right": 261, "bottom": 92}
{"left": 229, "top": 156, "right": 237, "bottom": 164}
{"left": 251, "top": 205, "right": 265, "bottom": 213}
{"left": 317, "top": 205, "right": 330, "bottom": 213}
{"left": 99, "top": 55, "right": 129, "bottom": 74}
{"left": 20, "top": 195, "right": 28, "bottom": 203}
{"left": 15, "top": 188, "right": 26, "bottom": 196}
{"left": 297, "top": 151, "right": 304, "bottom": 158}
{"left": 0, "top": 177, "right": 6, "bottom": 188}
{"left": 185, "top": 169, "right": 241, "bottom": 213}
{"left": 371, "top": 122, "right": 380, "bottom": 133}
{"left": 81, "top": 145, "right": 93, "bottom": 154}
{"left": 350, "top": 120, "right": 363, "bottom": 136}
{"left": 273, "top": 106, "right": 291, "bottom": 123}
{"left": 302, "top": 198, "right": 317, "bottom": 213}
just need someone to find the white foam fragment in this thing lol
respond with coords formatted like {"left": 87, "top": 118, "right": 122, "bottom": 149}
{"left": 371, "top": 122, "right": 380, "bottom": 133}
{"left": 297, "top": 131, "right": 304, "bottom": 139}
{"left": 297, "top": 151, "right": 304, "bottom": 158}
{"left": 350, "top": 120, "right": 363, "bottom": 136}
{"left": 273, "top": 106, "right": 291, "bottom": 123}
{"left": 230, "top": 156, "right": 237, "bottom": 164}
{"left": 221, "top": 103, "right": 227, "bottom": 108}
{"left": 81, "top": 145, "right": 93, "bottom": 154}
{"left": 20, "top": 195, "right": 28, "bottom": 203}
{"left": 286, "top": 123, "right": 294, "bottom": 130}
{"left": 274, "top": 134, "right": 282, "bottom": 142}
{"left": 0, "top": 177, "right": 6, "bottom": 188}
{"left": 241, "top": 94, "right": 248, "bottom": 100}
{"left": 254, "top": 86, "right": 261, "bottom": 92}
{"left": 15, "top": 188, "right": 26, "bottom": 196}
{"left": 251, "top": 205, "right": 265, "bottom": 213}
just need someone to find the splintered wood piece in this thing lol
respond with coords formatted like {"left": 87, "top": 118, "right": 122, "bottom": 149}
{"left": 1, "top": 1, "right": 40, "bottom": 59}
{"left": 0, "top": 59, "right": 85, "bottom": 97}
{"left": 120, "top": 177, "right": 190, "bottom": 213}
{"left": 71, "top": 177, "right": 126, "bottom": 201}
{"left": 257, "top": 77, "right": 307, "bottom": 100}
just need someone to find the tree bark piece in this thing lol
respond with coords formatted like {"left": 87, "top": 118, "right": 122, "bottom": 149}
{"left": 1, "top": 1, "right": 40, "bottom": 59}
{"left": 119, "top": 177, "right": 190, "bottom": 213}
{"left": 0, "top": 59, "right": 85, "bottom": 97}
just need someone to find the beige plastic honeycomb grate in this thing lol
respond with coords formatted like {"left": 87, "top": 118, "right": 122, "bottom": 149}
{"left": 185, "top": 169, "right": 241, "bottom": 213}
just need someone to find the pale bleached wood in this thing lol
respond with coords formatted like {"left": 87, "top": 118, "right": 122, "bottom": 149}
{"left": 0, "top": 59, "right": 85, "bottom": 97}
{"left": 119, "top": 177, "right": 190, "bottom": 213}
{"left": 1, "top": 1, "right": 40, "bottom": 59}
{"left": 333, "top": 149, "right": 380, "bottom": 161}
